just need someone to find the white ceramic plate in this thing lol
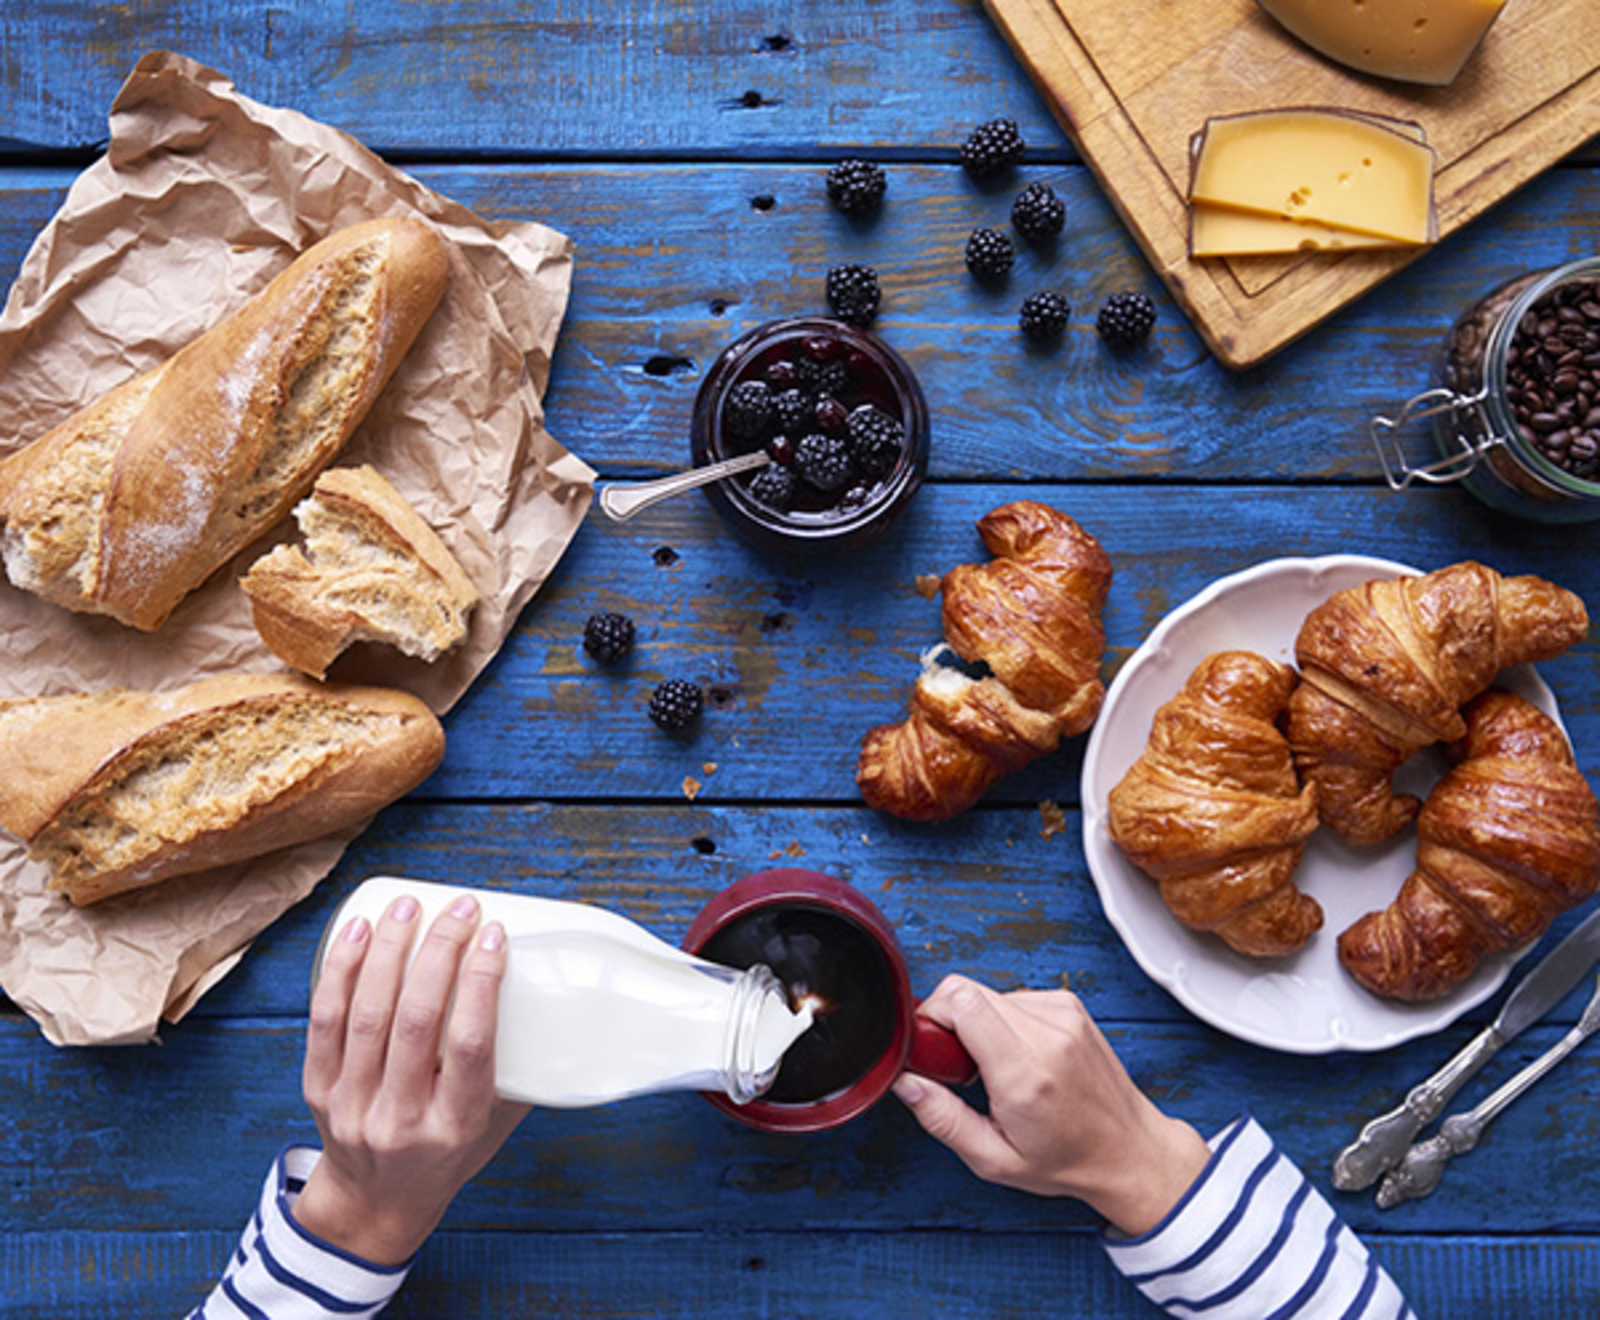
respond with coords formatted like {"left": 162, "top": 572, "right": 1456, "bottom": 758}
{"left": 1080, "top": 555, "right": 1560, "bottom": 1054}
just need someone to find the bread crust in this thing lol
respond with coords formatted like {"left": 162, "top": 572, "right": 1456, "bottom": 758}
{"left": 0, "top": 217, "right": 449, "bottom": 631}
{"left": 0, "top": 673, "right": 445, "bottom": 904}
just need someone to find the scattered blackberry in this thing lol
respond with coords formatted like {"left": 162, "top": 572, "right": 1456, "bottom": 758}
{"left": 1018, "top": 290, "right": 1071, "bottom": 341}
{"left": 648, "top": 678, "right": 704, "bottom": 733}
{"left": 747, "top": 464, "right": 798, "bottom": 512}
{"left": 825, "top": 159, "right": 887, "bottom": 215}
{"left": 1096, "top": 291, "right": 1158, "bottom": 348}
{"left": 582, "top": 612, "right": 635, "bottom": 666}
{"left": 961, "top": 117, "right": 1025, "bottom": 178}
{"left": 794, "top": 432, "right": 855, "bottom": 491}
{"left": 847, "top": 404, "right": 904, "bottom": 477}
{"left": 772, "top": 387, "right": 812, "bottom": 436}
{"left": 825, "top": 264, "right": 881, "bottom": 327}
{"left": 1011, "top": 181, "right": 1065, "bottom": 242}
{"left": 965, "top": 227, "right": 1015, "bottom": 282}
{"left": 723, "top": 380, "right": 774, "bottom": 442}
{"left": 796, "top": 355, "right": 851, "bottom": 399}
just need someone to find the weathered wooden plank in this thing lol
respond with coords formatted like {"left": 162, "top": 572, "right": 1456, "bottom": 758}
{"left": 10, "top": 1228, "right": 1595, "bottom": 1320}
{"left": 2, "top": 1011, "right": 1596, "bottom": 1237}
{"left": 0, "top": 2, "right": 1064, "bottom": 161}
{"left": 426, "top": 482, "right": 1600, "bottom": 801}
{"left": 2, "top": 161, "right": 1597, "bottom": 480}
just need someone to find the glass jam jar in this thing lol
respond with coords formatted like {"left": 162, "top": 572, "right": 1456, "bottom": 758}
{"left": 689, "top": 316, "right": 929, "bottom": 554}
{"left": 1371, "top": 255, "right": 1600, "bottom": 523}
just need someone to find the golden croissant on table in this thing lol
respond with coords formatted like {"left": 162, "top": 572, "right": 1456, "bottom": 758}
{"left": 1339, "top": 689, "right": 1600, "bottom": 1002}
{"left": 856, "top": 501, "right": 1111, "bottom": 822}
{"left": 1107, "top": 650, "right": 1323, "bottom": 958}
{"left": 1287, "top": 560, "right": 1589, "bottom": 846}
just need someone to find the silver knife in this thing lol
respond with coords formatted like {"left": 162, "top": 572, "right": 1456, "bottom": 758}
{"left": 1331, "top": 906, "right": 1600, "bottom": 1191}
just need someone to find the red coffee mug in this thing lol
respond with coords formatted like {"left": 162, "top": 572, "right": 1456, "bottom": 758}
{"left": 682, "top": 868, "right": 977, "bottom": 1132}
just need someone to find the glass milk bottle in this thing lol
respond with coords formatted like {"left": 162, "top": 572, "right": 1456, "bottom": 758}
{"left": 316, "top": 876, "right": 815, "bottom": 1108}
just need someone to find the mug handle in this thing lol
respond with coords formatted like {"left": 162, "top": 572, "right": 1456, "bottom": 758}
{"left": 908, "top": 1004, "right": 978, "bottom": 1086}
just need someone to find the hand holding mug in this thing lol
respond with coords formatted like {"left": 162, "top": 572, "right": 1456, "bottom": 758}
{"left": 893, "top": 976, "right": 1211, "bottom": 1237}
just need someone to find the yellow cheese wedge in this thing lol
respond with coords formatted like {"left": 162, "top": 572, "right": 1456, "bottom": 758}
{"left": 1189, "top": 109, "right": 1436, "bottom": 245}
{"left": 1190, "top": 203, "right": 1407, "bottom": 257}
{"left": 1257, "top": 0, "right": 1507, "bottom": 87}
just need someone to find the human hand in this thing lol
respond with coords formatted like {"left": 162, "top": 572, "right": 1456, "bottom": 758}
{"left": 892, "top": 976, "right": 1210, "bottom": 1236}
{"left": 293, "top": 891, "right": 531, "bottom": 1265}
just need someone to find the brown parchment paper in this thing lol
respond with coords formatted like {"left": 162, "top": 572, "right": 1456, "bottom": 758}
{"left": 0, "top": 51, "right": 595, "bottom": 1046}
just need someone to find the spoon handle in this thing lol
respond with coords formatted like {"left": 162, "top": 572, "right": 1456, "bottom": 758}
{"left": 599, "top": 452, "right": 771, "bottom": 522}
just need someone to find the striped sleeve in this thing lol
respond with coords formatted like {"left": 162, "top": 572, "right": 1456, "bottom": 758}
{"left": 1101, "top": 1116, "right": 1415, "bottom": 1319}
{"left": 187, "top": 1145, "right": 411, "bottom": 1320}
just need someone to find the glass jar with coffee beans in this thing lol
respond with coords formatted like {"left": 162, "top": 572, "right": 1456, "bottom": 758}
{"left": 1371, "top": 255, "right": 1600, "bottom": 522}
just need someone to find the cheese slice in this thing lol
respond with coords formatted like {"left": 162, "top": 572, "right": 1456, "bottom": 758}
{"left": 1189, "top": 109, "right": 1436, "bottom": 245}
{"left": 1190, "top": 203, "right": 1406, "bottom": 257}
{"left": 1258, "top": 0, "right": 1507, "bottom": 86}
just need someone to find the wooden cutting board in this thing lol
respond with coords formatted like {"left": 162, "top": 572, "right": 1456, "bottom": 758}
{"left": 982, "top": 0, "right": 1600, "bottom": 370}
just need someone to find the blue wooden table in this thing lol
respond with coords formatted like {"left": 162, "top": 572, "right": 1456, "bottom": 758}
{"left": 2, "top": 5, "right": 1598, "bottom": 1316}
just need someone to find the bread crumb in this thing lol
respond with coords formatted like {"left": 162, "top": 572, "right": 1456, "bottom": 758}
{"left": 702, "top": 762, "right": 718, "bottom": 776}
{"left": 915, "top": 574, "right": 941, "bottom": 600}
{"left": 767, "top": 840, "right": 807, "bottom": 860}
{"left": 1059, "top": 972, "right": 1071, "bottom": 991}
{"left": 682, "top": 776, "right": 701, "bottom": 800}
{"left": 1038, "top": 800, "right": 1067, "bottom": 839}
{"left": 880, "top": 876, "right": 895, "bottom": 892}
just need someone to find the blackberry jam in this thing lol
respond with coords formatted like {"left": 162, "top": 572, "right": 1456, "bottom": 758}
{"left": 691, "top": 317, "right": 929, "bottom": 552}
{"left": 1373, "top": 256, "right": 1600, "bottom": 522}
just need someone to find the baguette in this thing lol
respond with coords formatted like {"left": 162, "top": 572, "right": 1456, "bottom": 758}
{"left": 240, "top": 464, "right": 480, "bottom": 679}
{"left": 0, "top": 673, "right": 445, "bottom": 905}
{"left": 0, "top": 217, "right": 450, "bottom": 631}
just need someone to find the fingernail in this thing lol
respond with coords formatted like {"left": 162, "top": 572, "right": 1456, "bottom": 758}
{"left": 892, "top": 1075, "right": 926, "bottom": 1105}
{"left": 342, "top": 916, "right": 370, "bottom": 944}
{"left": 390, "top": 896, "right": 419, "bottom": 923}
{"left": 479, "top": 921, "right": 505, "bottom": 952}
{"left": 450, "top": 893, "right": 479, "bottom": 921}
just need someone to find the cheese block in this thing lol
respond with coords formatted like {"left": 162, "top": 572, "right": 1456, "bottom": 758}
{"left": 1189, "top": 109, "right": 1436, "bottom": 245}
{"left": 1190, "top": 204, "right": 1403, "bottom": 257}
{"left": 1257, "top": 0, "right": 1507, "bottom": 86}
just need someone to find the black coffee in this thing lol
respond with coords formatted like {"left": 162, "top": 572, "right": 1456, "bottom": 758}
{"left": 698, "top": 903, "right": 898, "bottom": 1104}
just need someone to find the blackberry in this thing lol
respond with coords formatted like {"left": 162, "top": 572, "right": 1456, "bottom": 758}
{"left": 648, "top": 678, "right": 704, "bottom": 733}
{"left": 847, "top": 404, "right": 904, "bottom": 477}
{"left": 796, "top": 355, "right": 851, "bottom": 399}
{"left": 723, "top": 380, "right": 774, "bottom": 442}
{"left": 582, "top": 612, "right": 635, "bottom": 666}
{"left": 1018, "top": 290, "right": 1071, "bottom": 341}
{"left": 1096, "top": 291, "right": 1158, "bottom": 348}
{"left": 965, "top": 227, "right": 1015, "bottom": 283}
{"left": 1011, "top": 181, "right": 1065, "bottom": 242}
{"left": 825, "top": 264, "right": 881, "bottom": 327}
{"left": 747, "top": 464, "right": 798, "bottom": 512}
{"left": 794, "top": 432, "right": 855, "bottom": 491}
{"left": 961, "top": 117, "right": 1025, "bottom": 178}
{"left": 825, "top": 159, "right": 887, "bottom": 215}
{"left": 772, "top": 387, "right": 812, "bottom": 436}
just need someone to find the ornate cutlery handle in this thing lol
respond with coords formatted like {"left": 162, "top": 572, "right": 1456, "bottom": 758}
{"left": 1376, "top": 975, "right": 1600, "bottom": 1209}
{"left": 1331, "top": 1023, "right": 1503, "bottom": 1191}
{"left": 599, "top": 452, "right": 771, "bottom": 522}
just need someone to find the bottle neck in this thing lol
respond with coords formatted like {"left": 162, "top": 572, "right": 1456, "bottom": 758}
{"left": 719, "top": 963, "right": 811, "bottom": 1105}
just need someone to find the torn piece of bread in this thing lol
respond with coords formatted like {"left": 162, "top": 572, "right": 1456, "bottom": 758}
{"left": 0, "top": 217, "right": 449, "bottom": 631}
{"left": 0, "top": 673, "right": 445, "bottom": 905}
{"left": 240, "top": 465, "right": 480, "bottom": 679}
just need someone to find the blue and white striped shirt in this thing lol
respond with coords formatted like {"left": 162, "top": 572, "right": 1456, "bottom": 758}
{"left": 192, "top": 1118, "right": 1412, "bottom": 1318}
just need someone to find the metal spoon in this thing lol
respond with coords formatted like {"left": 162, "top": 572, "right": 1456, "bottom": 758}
{"left": 598, "top": 452, "right": 771, "bottom": 522}
{"left": 1375, "top": 973, "right": 1600, "bottom": 1208}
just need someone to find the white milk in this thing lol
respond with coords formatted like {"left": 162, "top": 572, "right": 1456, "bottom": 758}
{"left": 316, "top": 877, "right": 815, "bottom": 1108}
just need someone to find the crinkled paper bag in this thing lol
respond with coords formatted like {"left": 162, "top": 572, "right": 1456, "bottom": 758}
{"left": 0, "top": 50, "right": 595, "bottom": 1046}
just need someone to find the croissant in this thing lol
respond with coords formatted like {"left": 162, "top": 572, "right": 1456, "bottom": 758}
{"left": 1287, "top": 561, "right": 1588, "bottom": 845}
{"left": 1339, "top": 689, "right": 1600, "bottom": 1001}
{"left": 1107, "top": 651, "right": 1323, "bottom": 957}
{"left": 856, "top": 501, "right": 1111, "bottom": 822}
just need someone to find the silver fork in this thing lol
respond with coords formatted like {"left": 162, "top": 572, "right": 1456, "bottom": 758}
{"left": 1377, "top": 974, "right": 1600, "bottom": 1208}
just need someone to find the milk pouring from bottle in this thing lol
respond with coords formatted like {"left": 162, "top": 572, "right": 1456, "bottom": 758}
{"left": 316, "top": 877, "right": 815, "bottom": 1107}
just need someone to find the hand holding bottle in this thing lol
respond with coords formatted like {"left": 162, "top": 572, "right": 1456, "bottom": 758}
{"left": 892, "top": 976, "right": 1211, "bottom": 1236}
{"left": 294, "top": 892, "right": 532, "bottom": 1265}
